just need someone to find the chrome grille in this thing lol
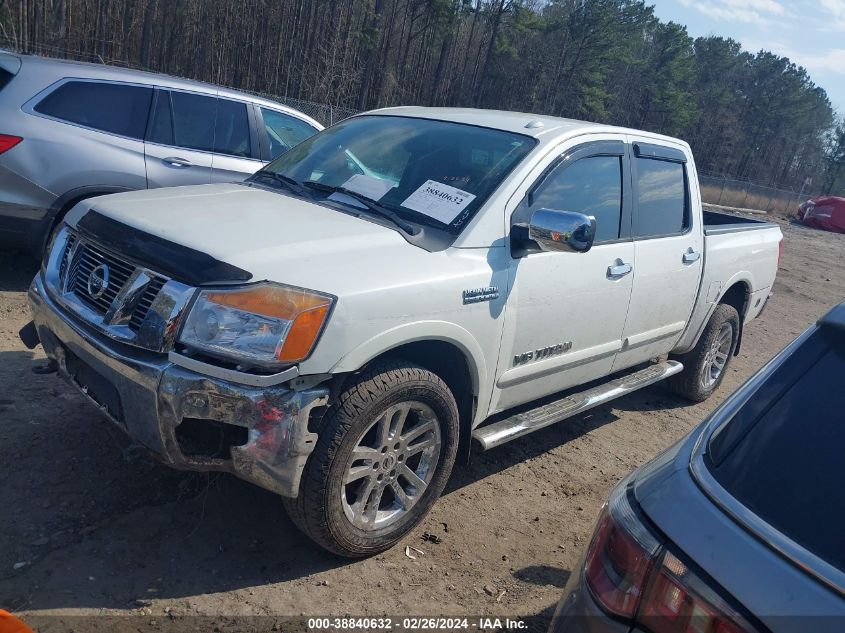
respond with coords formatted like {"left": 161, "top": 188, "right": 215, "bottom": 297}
{"left": 67, "top": 242, "right": 135, "bottom": 314}
{"left": 44, "top": 226, "right": 195, "bottom": 353}
{"left": 129, "top": 275, "right": 167, "bottom": 331}
{"left": 58, "top": 232, "right": 76, "bottom": 281}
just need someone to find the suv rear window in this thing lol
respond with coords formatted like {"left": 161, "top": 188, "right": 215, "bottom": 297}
{"left": 149, "top": 90, "right": 217, "bottom": 153}
{"left": 705, "top": 326, "right": 845, "bottom": 572}
{"left": 35, "top": 81, "right": 152, "bottom": 139}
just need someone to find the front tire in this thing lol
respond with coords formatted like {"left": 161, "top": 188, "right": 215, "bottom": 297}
{"left": 283, "top": 360, "right": 459, "bottom": 557}
{"left": 669, "top": 304, "right": 740, "bottom": 402}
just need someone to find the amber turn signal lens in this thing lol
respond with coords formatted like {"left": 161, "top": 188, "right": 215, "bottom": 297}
{"left": 278, "top": 304, "right": 331, "bottom": 362}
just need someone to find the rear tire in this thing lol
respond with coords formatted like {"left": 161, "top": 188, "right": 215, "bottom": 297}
{"left": 283, "top": 359, "right": 459, "bottom": 557}
{"left": 669, "top": 304, "right": 740, "bottom": 402}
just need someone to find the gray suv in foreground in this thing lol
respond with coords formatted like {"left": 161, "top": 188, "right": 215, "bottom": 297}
{"left": 552, "top": 303, "right": 845, "bottom": 632}
{"left": 0, "top": 50, "right": 322, "bottom": 254}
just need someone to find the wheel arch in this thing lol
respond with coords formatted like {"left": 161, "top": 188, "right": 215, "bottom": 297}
{"left": 38, "top": 185, "right": 136, "bottom": 255}
{"left": 329, "top": 323, "right": 490, "bottom": 464}
{"left": 717, "top": 279, "right": 751, "bottom": 356}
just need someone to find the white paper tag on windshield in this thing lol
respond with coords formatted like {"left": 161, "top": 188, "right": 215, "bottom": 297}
{"left": 401, "top": 180, "right": 476, "bottom": 224}
{"left": 341, "top": 174, "right": 394, "bottom": 201}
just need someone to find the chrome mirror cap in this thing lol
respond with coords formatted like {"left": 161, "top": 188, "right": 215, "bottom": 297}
{"left": 528, "top": 208, "right": 596, "bottom": 253}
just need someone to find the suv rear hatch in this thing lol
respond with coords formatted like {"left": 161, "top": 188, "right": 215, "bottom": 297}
{"left": 699, "top": 306, "right": 845, "bottom": 594}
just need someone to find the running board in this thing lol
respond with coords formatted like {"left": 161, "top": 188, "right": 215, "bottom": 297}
{"left": 472, "top": 360, "right": 684, "bottom": 450}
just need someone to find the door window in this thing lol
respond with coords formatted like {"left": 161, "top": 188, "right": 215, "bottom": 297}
{"left": 215, "top": 98, "right": 252, "bottom": 158}
{"left": 148, "top": 90, "right": 217, "bottom": 153}
{"left": 35, "top": 80, "right": 152, "bottom": 139}
{"left": 517, "top": 155, "right": 623, "bottom": 242}
{"left": 260, "top": 108, "right": 318, "bottom": 158}
{"left": 634, "top": 158, "right": 688, "bottom": 237}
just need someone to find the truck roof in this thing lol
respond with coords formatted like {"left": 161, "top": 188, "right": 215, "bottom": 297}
{"left": 367, "top": 106, "right": 690, "bottom": 149}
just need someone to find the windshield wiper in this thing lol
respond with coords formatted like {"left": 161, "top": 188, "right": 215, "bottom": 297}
{"left": 251, "top": 170, "right": 304, "bottom": 193}
{"left": 302, "top": 180, "right": 421, "bottom": 236}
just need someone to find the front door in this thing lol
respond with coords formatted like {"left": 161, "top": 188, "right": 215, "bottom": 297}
{"left": 612, "top": 139, "right": 704, "bottom": 372}
{"left": 491, "top": 139, "right": 635, "bottom": 414}
{"left": 144, "top": 89, "right": 214, "bottom": 188}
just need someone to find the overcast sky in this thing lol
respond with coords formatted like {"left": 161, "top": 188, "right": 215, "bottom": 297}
{"left": 649, "top": 0, "right": 845, "bottom": 115}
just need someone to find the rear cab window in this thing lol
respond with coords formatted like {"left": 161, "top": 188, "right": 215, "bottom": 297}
{"left": 633, "top": 143, "right": 689, "bottom": 238}
{"left": 34, "top": 80, "right": 153, "bottom": 139}
{"left": 705, "top": 325, "right": 845, "bottom": 573}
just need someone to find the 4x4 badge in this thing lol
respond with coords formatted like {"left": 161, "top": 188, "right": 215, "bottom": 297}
{"left": 462, "top": 286, "right": 499, "bottom": 304}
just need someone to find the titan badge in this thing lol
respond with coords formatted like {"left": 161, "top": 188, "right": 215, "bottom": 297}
{"left": 513, "top": 341, "right": 572, "bottom": 366}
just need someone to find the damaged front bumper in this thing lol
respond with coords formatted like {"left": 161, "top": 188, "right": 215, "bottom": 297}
{"left": 27, "top": 273, "right": 328, "bottom": 498}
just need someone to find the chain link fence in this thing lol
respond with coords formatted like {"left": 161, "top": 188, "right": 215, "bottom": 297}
{"left": 698, "top": 173, "right": 818, "bottom": 216}
{"left": 243, "top": 92, "right": 359, "bottom": 127}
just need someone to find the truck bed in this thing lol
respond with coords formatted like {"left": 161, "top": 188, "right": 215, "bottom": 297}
{"left": 672, "top": 212, "right": 782, "bottom": 355}
{"left": 703, "top": 209, "right": 779, "bottom": 235}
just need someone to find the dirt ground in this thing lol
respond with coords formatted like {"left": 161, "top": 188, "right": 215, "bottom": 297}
{"left": 0, "top": 215, "right": 843, "bottom": 632}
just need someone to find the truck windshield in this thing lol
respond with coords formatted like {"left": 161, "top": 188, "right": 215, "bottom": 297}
{"left": 251, "top": 115, "right": 536, "bottom": 234}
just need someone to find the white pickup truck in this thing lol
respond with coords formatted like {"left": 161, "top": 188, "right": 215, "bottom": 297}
{"left": 22, "top": 107, "right": 782, "bottom": 557}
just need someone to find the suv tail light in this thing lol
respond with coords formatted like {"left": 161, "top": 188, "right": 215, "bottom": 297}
{"left": 0, "top": 134, "right": 22, "bottom": 154}
{"left": 584, "top": 484, "right": 758, "bottom": 633}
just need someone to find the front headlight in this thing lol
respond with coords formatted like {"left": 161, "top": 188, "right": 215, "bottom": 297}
{"left": 179, "top": 283, "right": 334, "bottom": 368}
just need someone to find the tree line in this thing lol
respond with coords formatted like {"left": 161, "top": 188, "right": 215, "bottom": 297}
{"left": 1, "top": 0, "right": 843, "bottom": 195}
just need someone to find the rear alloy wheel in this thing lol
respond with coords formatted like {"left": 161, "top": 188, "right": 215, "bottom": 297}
{"left": 669, "top": 303, "right": 740, "bottom": 402}
{"left": 283, "top": 360, "right": 459, "bottom": 557}
{"left": 700, "top": 322, "right": 733, "bottom": 390}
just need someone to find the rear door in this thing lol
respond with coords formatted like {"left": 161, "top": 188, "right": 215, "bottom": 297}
{"left": 144, "top": 89, "right": 215, "bottom": 187}
{"left": 612, "top": 139, "right": 703, "bottom": 372}
{"left": 209, "top": 97, "right": 263, "bottom": 183}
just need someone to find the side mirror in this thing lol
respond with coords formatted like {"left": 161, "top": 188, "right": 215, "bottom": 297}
{"left": 528, "top": 208, "right": 596, "bottom": 253}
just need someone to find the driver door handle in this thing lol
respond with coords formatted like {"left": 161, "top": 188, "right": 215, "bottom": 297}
{"left": 163, "top": 156, "right": 192, "bottom": 168}
{"left": 683, "top": 249, "right": 701, "bottom": 264}
{"left": 607, "top": 262, "right": 633, "bottom": 278}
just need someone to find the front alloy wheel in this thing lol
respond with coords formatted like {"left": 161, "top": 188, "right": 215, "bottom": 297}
{"left": 342, "top": 402, "right": 441, "bottom": 530}
{"left": 283, "top": 360, "right": 459, "bottom": 557}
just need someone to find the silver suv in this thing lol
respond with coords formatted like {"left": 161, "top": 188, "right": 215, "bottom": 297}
{"left": 0, "top": 51, "right": 322, "bottom": 255}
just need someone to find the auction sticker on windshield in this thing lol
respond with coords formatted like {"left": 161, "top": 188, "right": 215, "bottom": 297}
{"left": 341, "top": 174, "right": 394, "bottom": 201}
{"left": 401, "top": 180, "right": 476, "bottom": 224}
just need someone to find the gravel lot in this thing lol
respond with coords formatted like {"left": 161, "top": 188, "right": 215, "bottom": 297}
{"left": 0, "top": 215, "right": 842, "bottom": 631}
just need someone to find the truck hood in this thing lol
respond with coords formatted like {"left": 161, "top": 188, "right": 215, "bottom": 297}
{"left": 71, "top": 183, "right": 411, "bottom": 286}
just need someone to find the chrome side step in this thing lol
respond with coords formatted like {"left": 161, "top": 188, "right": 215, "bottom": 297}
{"left": 472, "top": 360, "right": 684, "bottom": 450}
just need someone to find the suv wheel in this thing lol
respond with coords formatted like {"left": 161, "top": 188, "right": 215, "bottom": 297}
{"left": 283, "top": 359, "right": 459, "bottom": 557}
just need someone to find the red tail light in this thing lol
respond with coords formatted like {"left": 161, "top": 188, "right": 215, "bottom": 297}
{"left": 0, "top": 134, "right": 22, "bottom": 154}
{"left": 585, "top": 504, "right": 657, "bottom": 617}
{"left": 584, "top": 485, "right": 757, "bottom": 632}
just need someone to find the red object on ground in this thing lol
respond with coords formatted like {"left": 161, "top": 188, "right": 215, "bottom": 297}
{"left": 0, "top": 610, "right": 34, "bottom": 633}
{"left": 797, "top": 196, "right": 845, "bottom": 234}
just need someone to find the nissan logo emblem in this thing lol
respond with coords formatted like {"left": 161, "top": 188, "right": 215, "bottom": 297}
{"left": 87, "top": 264, "right": 110, "bottom": 300}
